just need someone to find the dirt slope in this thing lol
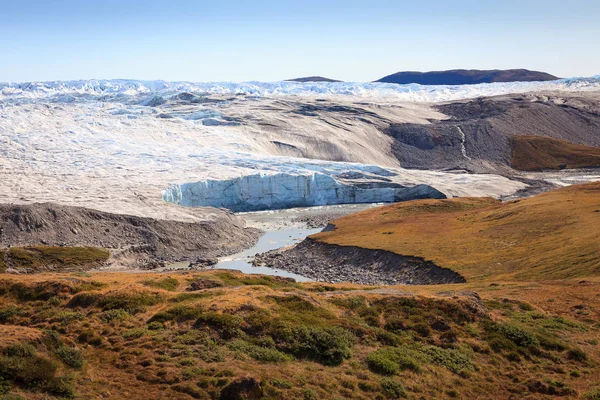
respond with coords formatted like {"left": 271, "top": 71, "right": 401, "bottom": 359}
{"left": 385, "top": 93, "right": 600, "bottom": 172}
{"left": 311, "top": 182, "right": 600, "bottom": 281}
{"left": 0, "top": 203, "right": 260, "bottom": 268}
{"left": 510, "top": 134, "right": 600, "bottom": 170}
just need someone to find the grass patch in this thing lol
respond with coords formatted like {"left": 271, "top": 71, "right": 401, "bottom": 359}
{"left": 56, "top": 346, "right": 83, "bottom": 369}
{"left": 98, "top": 291, "right": 164, "bottom": 314}
{"left": 0, "top": 343, "right": 74, "bottom": 398}
{"left": 271, "top": 324, "right": 355, "bottom": 366}
{"left": 229, "top": 340, "right": 293, "bottom": 363}
{"left": 6, "top": 246, "right": 109, "bottom": 271}
{"left": 212, "top": 272, "right": 300, "bottom": 289}
{"left": 311, "top": 182, "right": 600, "bottom": 281}
{"left": 486, "top": 322, "right": 539, "bottom": 348}
{"left": 367, "top": 346, "right": 423, "bottom": 375}
{"left": 583, "top": 387, "right": 600, "bottom": 400}
{"left": 149, "top": 305, "right": 204, "bottom": 323}
{"left": 169, "top": 291, "right": 225, "bottom": 303}
{"left": 142, "top": 277, "right": 179, "bottom": 292}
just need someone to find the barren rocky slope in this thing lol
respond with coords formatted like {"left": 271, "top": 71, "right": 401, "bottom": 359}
{"left": 386, "top": 92, "right": 600, "bottom": 172}
{"left": 0, "top": 203, "right": 260, "bottom": 269}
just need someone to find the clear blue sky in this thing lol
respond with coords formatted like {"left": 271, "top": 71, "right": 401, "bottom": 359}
{"left": 1, "top": 0, "right": 599, "bottom": 82}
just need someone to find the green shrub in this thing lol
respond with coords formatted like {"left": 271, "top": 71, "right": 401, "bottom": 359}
{"left": 66, "top": 292, "right": 101, "bottom": 308}
{"left": 0, "top": 378, "right": 10, "bottom": 395}
{"left": 567, "top": 348, "right": 588, "bottom": 362}
{"left": 195, "top": 312, "right": 243, "bottom": 339}
{"left": 272, "top": 324, "right": 354, "bottom": 366}
{"left": 303, "top": 388, "right": 317, "bottom": 400}
{"left": 570, "top": 370, "right": 581, "bottom": 378}
{"left": 42, "top": 330, "right": 63, "bottom": 349}
{"left": 99, "top": 291, "right": 164, "bottom": 314}
{"left": 583, "top": 387, "right": 600, "bottom": 400}
{"left": 411, "top": 322, "right": 431, "bottom": 337}
{"left": 0, "top": 395, "right": 25, "bottom": 400}
{"left": 147, "top": 321, "right": 165, "bottom": 331}
{"left": 122, "top": 328, "right": 147, "bottom": 340}
{"left": 0, "top": 307, "right": 22, "bottom": 323}
{"left": 423, "top": 346, "right": 473, "bottom": 374}
{"left": 270, "top": 379, "right": 292, "bottom": 389}
{"left": 56, "top": 346, "right": 83, "bottom": 369}
{"left": 172, "top": 383, "right": 206, "bottom": 399}
{"left": 367, "top": 347, "right": 422, "bottom": 375}
{"left": 3, "top": 344, "right": 36, "bottom": 358}
{"left": 367, "top": 351, "right": 399, "bottom": 375}
{"left": 518, "top": 302, "right": 534, "bottom": 311}
{"left": 358, "top": 381, "right": 376, "bottom": 392}
{"left": 100, "top": 309, "right": 130, "bottom": 322}
{"left": 536, "top": 333, "right": 568, "bottom": 351}
{"left": 487, "top": 322, "right": 539, "bottom": 348}
{"left": 0, "top": 352, "right": 58, "bottom": 387}
{"left": 48, "top": 296, "right": 62, "bottom": 307}
{"left": 380, "top": 378, "right": 407, "bottom": 398}
{"left": 142, "top": 277, "right": 179, "bottom": 292}
{"left": 150, "top": 305, "right": 203, "bottom": 323}
{"left": 213, "top": 272, "right": 300, "bottom": 288}
{"left": 229, "top": 340, "right": 293, "bottom": 363}
{"left": 169, "top": 291, "right": 224, "bottom": 303}
{"left": 53, "top": 311, "right": 84, "bottom": 325}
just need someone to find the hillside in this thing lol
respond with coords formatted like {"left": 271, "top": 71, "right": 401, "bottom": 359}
{"left": 385, "top": 93, "right": 600, "bottom": 172}
{"left": 0, "top": 271, "right": 598, "bottom": 399}
{"left": 377, "top": 69, "right": 559, "bottom": 85}
{"left": 0, "top": 203, "right": 259, "bottom": 270}
{"left": 310, "top": 182, "right": 600, "bottom": 282}
{"left": 510, "top": 135, "right": 600, "bottom": 171}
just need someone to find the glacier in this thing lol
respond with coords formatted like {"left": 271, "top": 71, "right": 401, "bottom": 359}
{"left": 1, "top": 76, "right": 597, "bottom": 221}
{"left": 162, "top": 172, "right": 447, "bottom": 212}
{"left": 1, "top": 76, "right": 599, "bottom": 103}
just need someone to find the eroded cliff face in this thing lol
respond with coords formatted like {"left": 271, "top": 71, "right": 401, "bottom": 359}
{"left": 163, "top": 172, "right": 447, "bottom": 212}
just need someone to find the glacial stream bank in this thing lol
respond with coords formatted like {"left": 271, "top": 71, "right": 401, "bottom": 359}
{"left": 163, "top": 203, "right": 382, "bottom": 280}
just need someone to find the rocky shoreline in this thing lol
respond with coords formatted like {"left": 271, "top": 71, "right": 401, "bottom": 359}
{"left": 253, "top": 238, "right": 465, "bottom": 285}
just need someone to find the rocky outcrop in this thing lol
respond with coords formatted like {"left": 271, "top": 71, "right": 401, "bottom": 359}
{"left": 254, "top": 239, "right": 465, "bottom": 285}
{"left": 163, "top": 172, "right": 446, "bottom": 212}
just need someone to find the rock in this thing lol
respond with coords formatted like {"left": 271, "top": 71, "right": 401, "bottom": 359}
{"left": 253, "top": 239, "right": 465, "bottom": 285}
{"left": 188, "top": 258, "right": 218, "bottom": 269}
{"left": 219, "top": 377, "right": 262, "bottom": 400}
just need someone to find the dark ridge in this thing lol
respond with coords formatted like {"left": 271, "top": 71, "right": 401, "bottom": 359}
{"left": 377, "top": 69, "right": 559, "bottom": 85}
{"left": 285, "top": 76, "right": 342, "bottom": 83}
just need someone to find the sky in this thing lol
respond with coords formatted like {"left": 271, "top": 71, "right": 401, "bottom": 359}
{"left": 0, "top": 0, "right": 599, "bottom": 82}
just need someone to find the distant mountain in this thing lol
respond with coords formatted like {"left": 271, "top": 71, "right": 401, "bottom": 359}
{"left": 376, "top": 69, "right": 559, "bottom": 85}
{"left": 285, "top": 76, "right": 342, "bottom": 83}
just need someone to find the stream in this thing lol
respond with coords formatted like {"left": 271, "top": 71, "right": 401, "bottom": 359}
{"left": 165, "top": 203, "right": 382, "bottom": 281}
